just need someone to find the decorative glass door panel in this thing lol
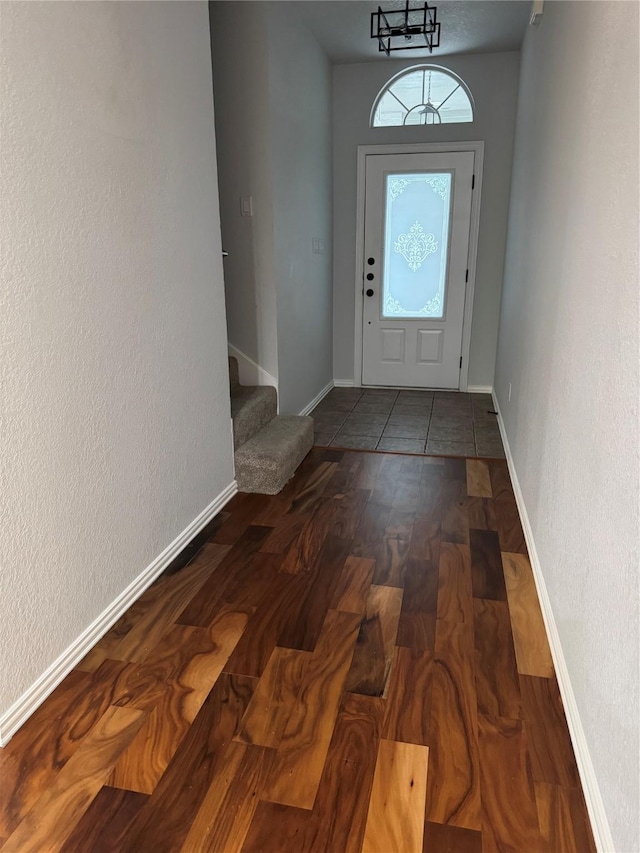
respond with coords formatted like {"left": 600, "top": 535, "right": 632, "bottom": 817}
{"left": 362, "top": 150, "right": 475, "bottom": 389}
{"left": 383, "top": 172, "right": 452, "bottom": 319}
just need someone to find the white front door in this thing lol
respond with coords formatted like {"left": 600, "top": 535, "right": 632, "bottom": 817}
{"left": 361, "top": 150, "right": 475, "bottom": 388}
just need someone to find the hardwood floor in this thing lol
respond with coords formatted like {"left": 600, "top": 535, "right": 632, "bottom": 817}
{"left": 0, "top": 449, "right": 595, "bottom": 852}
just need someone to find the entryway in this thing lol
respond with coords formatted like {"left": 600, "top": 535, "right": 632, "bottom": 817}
{"left": 310, "top": 386, "right": 505, "bottom": 458}
{"left": 355, "top": 143, "right": 483, "bottom": 391}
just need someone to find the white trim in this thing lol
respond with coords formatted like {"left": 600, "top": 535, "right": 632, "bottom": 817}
{"left": 335, "top": 379, "right": 492, "bottom": 393}
{"left": 228, "top": 343, "right": 278, "bottom": 390}
{"left": 0, "top": 480, "right": 238, "bottom": 747}
{"left": 353, "top": 141, "right": 484, "bottom": 393}
{"left": 492, "top": 392, "right": 614, "bottom": 853}
{"left": 298, "top": 380, "right": 334, "bottom": 416}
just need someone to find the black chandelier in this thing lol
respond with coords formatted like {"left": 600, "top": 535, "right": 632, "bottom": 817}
{"left": 371, "top": 1, "right": 440, "bottom": 56}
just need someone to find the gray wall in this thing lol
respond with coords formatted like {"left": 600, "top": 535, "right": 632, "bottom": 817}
{"left": 332, "top": 52, "right": 519, "bottom": 387}
{"left": 268, "top": 8, "right": 333, "bottom": 414}
{"left": 210, "top": 2, "right": 333, "bottom": 414}
{"left": 494, "top": 3, "right": 639, "bottom": 850}
{"left": 0, "top": 1, "right": 234, "bottom": 722}
{"left": 210, "top": 2, "right": 279, "bottom": 381}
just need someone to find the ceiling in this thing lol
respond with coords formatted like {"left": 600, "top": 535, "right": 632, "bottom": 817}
{"left": 284, "top": 1, "right": 531, "bottom": 63}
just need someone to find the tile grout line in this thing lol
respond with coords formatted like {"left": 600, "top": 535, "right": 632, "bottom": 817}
{"left": 374, "top": 389, "right": 395, "bottom": 452}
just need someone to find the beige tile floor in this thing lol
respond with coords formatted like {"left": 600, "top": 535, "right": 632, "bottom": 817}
{"left": 310, "top": 387, "right": 505, "bottom": 459}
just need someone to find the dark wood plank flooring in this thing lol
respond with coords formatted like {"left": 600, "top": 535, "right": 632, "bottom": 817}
{"left": 0, "top": 449, "right": 595, "bottom": 852}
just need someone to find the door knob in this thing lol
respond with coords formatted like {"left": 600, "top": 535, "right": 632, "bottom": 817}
{"left": 366, "top": 288, "right": 375, "bottom": 297}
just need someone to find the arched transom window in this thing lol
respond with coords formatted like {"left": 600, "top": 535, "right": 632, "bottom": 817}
{"left": 371, "top": 65, "right": 474, "bottom": 127}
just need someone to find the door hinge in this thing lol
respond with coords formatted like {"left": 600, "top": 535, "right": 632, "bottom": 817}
{"left": 472, "top": 174, "right": 475, "bottom": 189}
{"left": 465, "top": 269, "right": 469, "bottom": 283}
{"left": 460, "top": 356, "right": 463, "bottom": 369}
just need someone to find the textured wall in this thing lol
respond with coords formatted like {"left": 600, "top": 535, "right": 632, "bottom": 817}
{"left": 268, "top": 6, "right": 333, "bottom": 415}
{"left": 210, "top": 1, "right": 333, "bottom": 415}
{"left": 0, "top": 1, "right": 234, "bottom": 716}
{"left": 494, "top": 3, "right": 639, "bottom": 849}
{"left": 332, "top": 52, "right": 519, "bottom": 387}
{"left": 210, "top": 2, "right": 280, "bottom": 382}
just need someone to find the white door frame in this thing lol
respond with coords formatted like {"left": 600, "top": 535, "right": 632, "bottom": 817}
{"left": 353, "top": 141, "right": 484, "bottom": 391}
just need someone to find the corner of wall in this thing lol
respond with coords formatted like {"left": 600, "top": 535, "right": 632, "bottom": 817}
{"left": 228, "top": 343, "right": 278, "bottom": 391}
{"left": 298, "top": 380, "right": 334, "bottom": 416}
{"left": 492, "top": 391, "right": 615, "bottom": 853}
{"left": 0, "top": 480, "right": 237, "bottom": 747}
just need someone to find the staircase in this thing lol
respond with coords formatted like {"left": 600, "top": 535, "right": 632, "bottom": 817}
{"left": 229, "top": 356, "right": 313, "bottom": 494}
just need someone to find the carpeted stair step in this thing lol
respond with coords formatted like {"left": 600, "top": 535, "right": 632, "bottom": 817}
{"left": 231, "top": 384, "right": 277, "bottom": 450}
{"left": 234, "top": 415, "right": 313, "bottom": 495}
{"left": 228, "top": 356, "right": 240, "bottom": 390}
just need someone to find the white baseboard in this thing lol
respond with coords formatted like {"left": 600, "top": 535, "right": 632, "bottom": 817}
{"left": 492, "top": 392, "right": 614, "bottom": 853}
{"left": 334, "top": 379, "right": 492, "bottom": 394}
{"left": 299, "top": 380, "right": 334, "bottom": 416}
{"left": 0, "top": 480, "right": 238, "bottom": 747}
{"left": 228, "top": 343, "right": 278, "bottom": 391}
